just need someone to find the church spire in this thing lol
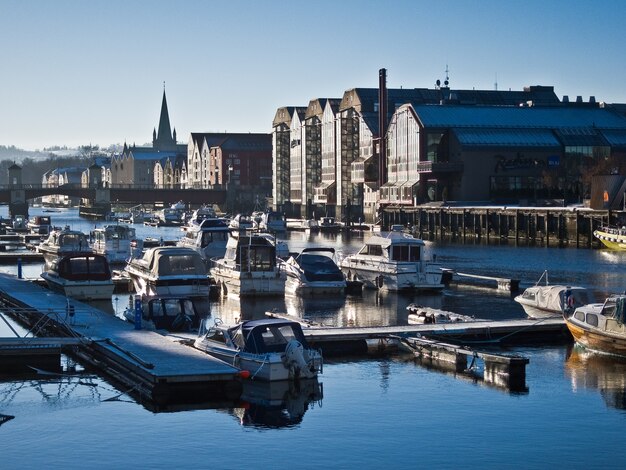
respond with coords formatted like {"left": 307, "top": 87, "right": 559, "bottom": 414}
{"left": 155, "top": 85, "right": 174, "bottom": 150}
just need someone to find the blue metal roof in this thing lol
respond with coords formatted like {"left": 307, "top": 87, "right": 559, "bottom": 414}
{"left": 129, "top": 150, "right": 182, "bottom": 161}
{"left": 600, "top": 130, "right": 626, "bottom": 147}
{"left": 453, "top": 128, "right": 561, "bottom": 147}
{"left": 413, "top": 105, "right": 626, "bottom": 130}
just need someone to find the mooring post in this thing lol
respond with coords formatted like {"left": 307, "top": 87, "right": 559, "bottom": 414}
{"left": 134, "top": 295, "right": 142, "bottom": 330}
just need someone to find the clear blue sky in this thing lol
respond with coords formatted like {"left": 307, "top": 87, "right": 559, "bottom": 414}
{"left": 1, "top": 0, "right": 625, "bottom": 150}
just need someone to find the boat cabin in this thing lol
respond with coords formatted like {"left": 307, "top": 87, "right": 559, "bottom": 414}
{"left": 203, "top": 319, "right": 310, "bottom": 354}
{"left": 359, "top": 234, "right": 423, "bottom": 262}
{"left": 225, "top": 235, "right": 277, "bottom": 272}
{"left": 50, "top": 254, "right": 112, "bottom": 281}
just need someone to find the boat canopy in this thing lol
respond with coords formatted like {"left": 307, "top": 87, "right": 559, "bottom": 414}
{"left": 140, "top": 247, "right": 207, "bottom": 277}
{"left": 53, "top": 254, "right": 111, "bottom": 281}
{"left": 228, "top": 319, "right": 309, "bottom": 354}
{"left": 296, "top": 253, "right": 344, "bottom": 282}
{"left": 522, "top": 285, "right": 592, "bottom": 312}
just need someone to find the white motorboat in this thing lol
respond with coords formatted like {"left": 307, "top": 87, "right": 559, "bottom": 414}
{"left": 318, "top": 216, "right": 341, "bottom": 233}
{"left": 228, "top": 214, "right": 254, "bottom": 231}
{"left": 122, "top": 295, "right": 200, "bottom": 332}
{"left": 287, "top": 218, "right": 319, "bottom": 232}
{"left": 184, "top": 206, "right": 217, "bottom": 232}
{"left": 125, "top": 246, "right": 213, "bottom": 298}
{"left": 254, "top": 211, "right": 287, "bottom": 233}
{"left": 564, "top": 294, "right": 626, "bottom": 357}
{"left": 176, "top": 218, "right": 230, "bottom": 263}
{"left": 194, "top": 318, "right": 323, "bottom": 381}
{"left": 37, "top": 226, "right": 92, "bottom": 267}
{"left": 281, "top": 247, "right": 346, "bottom": 296}
{"left": 514, "top": 271, "right": 594, "bottom": 319}
{"left": 27, "top": 215, "right": 52, "bottom": 235}
{"left": 40, "top": 253, "right": 114, "bottom": 300}
{"left": 90, "top": 224, "right": 143, "bottom": 265}
{"left": 340, "top": 230, "right": 444, "bottom": 292}
{"left": 210, "top": 232, "right": 286, "bottom": 297}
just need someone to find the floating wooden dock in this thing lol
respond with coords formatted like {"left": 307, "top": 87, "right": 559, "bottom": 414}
{"left": 401, "top": 336, "right": 529, "bottom": 391}
{"left": 263, "top": 310, "right": 568, "bottom": 356}
{"left": 0, "top": 274, "right": 243, "bottom": 405}
{"left": 443, "top": 270, "right": 520, "bottom": 292}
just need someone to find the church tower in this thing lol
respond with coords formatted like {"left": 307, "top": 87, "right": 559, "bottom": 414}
{"left": 153, "top": 86, "right": 177, "bottom": 151}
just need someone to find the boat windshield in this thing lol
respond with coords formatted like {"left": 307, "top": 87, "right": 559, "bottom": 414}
{"left": 298, "top": 254, "right": 343, "bottom": 281}
{"left": 604, "top": 296, "right": 626, "bottom": 323}
{"left": 232, "top": 321, "right": 308, "bottom": 354}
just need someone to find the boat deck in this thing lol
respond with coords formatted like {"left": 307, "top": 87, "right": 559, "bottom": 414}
{"left": 0, "top": 273, "right": 241, "bottom": 404}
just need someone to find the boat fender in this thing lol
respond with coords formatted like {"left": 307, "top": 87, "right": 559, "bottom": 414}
{"left": 376, "top": 275, "right": 384, "bottom": 288}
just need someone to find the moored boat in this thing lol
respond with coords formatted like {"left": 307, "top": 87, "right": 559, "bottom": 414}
{"left": 194, "top": 318, "right": 323, "bottom": 381}
{"left": 254, "top": 211, "right": 287, "bottom": 233}
{"left": 339, "top": 230, "right": 444, "bottom": 292}
{"left": 514, "top": 271, "right": 594, "bottom": 319}
{"left": 228, "top": 214, "right": 254, "bottom": 232}
{"left": 318, "top": 216, "right": 341, "bottom": 233}
{"left": 125, "top": 246, "right": 213, "bottom": 298}
{"left": 281, "top": 247, "right": 346, "bottom": 296}
{"left": 40, "top": 253, "right": 114, "bottom": 300}
{"left": 37, "top": 226, "right": 92, "bottom": 267}
{"left": 593, "top": 226, "right": 626, "bottom": 250}
{"left": 90, "top": 224, "right": 143, "bottom": 265}
{"left": 564, "top": 294, "right": 626, "bottom": 357}
{"left": 210, "top": 232, "right": 286, "bottom": 297}
{"left": 27, "top": 215, "right": 52, "bottom": 236}
{"left": 122, "top": 295, "right": 200, "bottom": 332}
{"left": 176, "top": 217, "right": 230, "bottom": 264}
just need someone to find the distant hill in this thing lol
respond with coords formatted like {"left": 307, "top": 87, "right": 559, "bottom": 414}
{"left": 0, "top": 145, "right": 51, "bottom": 162}
{"left": 0, "top": 145, "right": 117, "bottom": 185}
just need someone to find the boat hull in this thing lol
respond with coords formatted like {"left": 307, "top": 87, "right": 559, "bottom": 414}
{"left": 593, "top": 229, "right": 626, "bottom": 250}
{"left": 565, "top": 317, "right": 626, "bottom": 357}
{"left": 128, "top": 274, "right": 211, "bottom": 298}
{"left": 195, "top": 345, "right": 321, "bottom": 381}
{"left": 341, "top": 260, "right": 444, "bottom": 292}
{"left": 514, "top": 301, "right": 562, "bottom": 319}
{"left": 211, "top": 265, "right": 285, "bottom": 297}
{"left": 284, "top": 277, "right": 346, "bottom": 297}
{"left": 41, "top": 273, "right": 115, "bottom": 300}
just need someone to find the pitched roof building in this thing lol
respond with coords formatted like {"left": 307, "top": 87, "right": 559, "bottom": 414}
{"left": 111, "top": 88, "right": 186, "bottom": 187}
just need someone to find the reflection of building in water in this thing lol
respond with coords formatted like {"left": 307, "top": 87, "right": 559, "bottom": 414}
{"left": 565, "top": 345, "right": 626, "bottom": 410}
{"left": 230, "top": 378, "right": 323, "bottom": 429}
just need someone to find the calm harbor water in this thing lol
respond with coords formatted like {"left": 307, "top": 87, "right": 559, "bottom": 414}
{"left": 1, "top": 207, "right": 626, "bottom": 469}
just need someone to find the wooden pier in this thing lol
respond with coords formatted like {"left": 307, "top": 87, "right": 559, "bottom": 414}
{"left": 0, "top": 273, "right": 243, "bottom": 405}
{"left": 379, "top": 205, "right": 614, "bottom": 248}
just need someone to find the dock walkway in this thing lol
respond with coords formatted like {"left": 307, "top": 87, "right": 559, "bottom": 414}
{"left": 0, "top": 273, "right": 242, "bottom": 404}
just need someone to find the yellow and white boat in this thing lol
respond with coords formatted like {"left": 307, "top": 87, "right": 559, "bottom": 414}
{"left": 593, "top": 226, "right": 626, "bottom": 250}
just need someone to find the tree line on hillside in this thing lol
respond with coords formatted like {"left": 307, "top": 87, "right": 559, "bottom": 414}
{"left": 0, "top": 144, "right": 121, "bottom": 186}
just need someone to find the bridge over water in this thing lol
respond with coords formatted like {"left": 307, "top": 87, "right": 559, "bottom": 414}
{"left": 0, "top": 184, "right": 228, "bottom": 217}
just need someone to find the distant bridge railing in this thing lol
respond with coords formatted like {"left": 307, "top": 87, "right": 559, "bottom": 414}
{"left": 0, "top": 183, "right": 225, "bottom": 190}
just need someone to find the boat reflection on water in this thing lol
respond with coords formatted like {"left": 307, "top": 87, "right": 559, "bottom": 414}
{"left": 230, "top": 378, "right": 323, "bottom": 428}
{"left": 565, "top": 345, "right": 626, "bottom": 410}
